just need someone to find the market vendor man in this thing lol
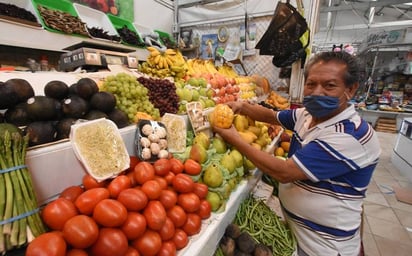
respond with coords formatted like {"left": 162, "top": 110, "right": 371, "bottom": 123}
{"left": 212, "top": 51, "right": 381, "bottom": 256}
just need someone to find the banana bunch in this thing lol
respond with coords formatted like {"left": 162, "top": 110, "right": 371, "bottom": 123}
{"left": 186, "top": 58, "right": 219, "bottom": 76}
{"left": 265, "top": 91, "right": 290, "bottom": 110}
{"left": 140, "top": 47, "right": 187, "bottom": 79}
{"left": 217, "top": 64, "right": 238, "bottom": 78}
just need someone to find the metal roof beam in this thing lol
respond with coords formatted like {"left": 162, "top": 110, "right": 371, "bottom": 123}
{"left": 320, "top": 0, "right": 412, "bottom": 12}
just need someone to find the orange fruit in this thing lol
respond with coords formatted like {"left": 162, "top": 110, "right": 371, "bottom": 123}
{"left": 274, "top": 147, "right": 285, "bottom": 157}
{"left": 280, "top": 142, "right": 290, "bottom": 152}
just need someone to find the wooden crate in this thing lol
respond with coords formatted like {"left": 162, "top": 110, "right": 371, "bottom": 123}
{"left": 375, "top": 117, "right": 397, "bottom": 133}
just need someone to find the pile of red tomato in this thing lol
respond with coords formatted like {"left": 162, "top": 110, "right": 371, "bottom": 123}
{"left": 26, "top": 156, "right": 212, "bottom": 256}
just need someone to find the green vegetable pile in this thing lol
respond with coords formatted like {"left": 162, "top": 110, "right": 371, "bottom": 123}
{"left": 234, "top": 196, "right": 296, "bottom": 256}
{"left": 0, "top": 124, "right": 46, "bottom": 253}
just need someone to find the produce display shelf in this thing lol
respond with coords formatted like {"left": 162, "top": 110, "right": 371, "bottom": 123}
{"left": 25, "top": 122, "right": 261, "bottom": 255}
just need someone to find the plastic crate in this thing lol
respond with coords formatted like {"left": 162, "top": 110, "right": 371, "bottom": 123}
{"left": 31, "top": 0, "right": 87, "bottom": 36}
{"left": 155, "top": 29, "right": 176, "bottom": 47}
{"left": 0, "top": 0, "right": 42, "bottom": 28}
{"left": 107, "top": 14, "right": 143, "bottom": 47}
{"left": 73, "top": 3, "right": 120, "bottom": 42}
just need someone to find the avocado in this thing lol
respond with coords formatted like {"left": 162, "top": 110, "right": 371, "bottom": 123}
{"left": 90, "top": 91, "right": 116, "bottom": 113}
{"left": 4, "top": 78, "right": 34, "bottom": 105}
{"left": 56, "top": 117, "right": 77, "bottom": 140}
{"left": 44, "top": 80, "right": 70, "bottom": 100}
{"left": 4, "top": 102, "right": 32, "bottom": 126}
{"left": 25, "top": 121, "right": 56, "bottom": 146}
{"left": 26, "top": 96, "right": 62, "bottom": 121}
{"left": 72, "top": 78, "right": 99, "bottom": 100}
{"left": 84, "top": 110, "right": 108, "bottom": 120}
{"left": 0, "top": 81, "right": 19, "bottom": 109}
{"left": 107, "top": 108, "right": 129, "bottom": 128}
{"left": 62, "top": 95, "right": 89, "bottom": 118}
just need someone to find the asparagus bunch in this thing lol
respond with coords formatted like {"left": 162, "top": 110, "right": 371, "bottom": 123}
{"left": 0, "top": 129, "right": 46, "bottom": 253}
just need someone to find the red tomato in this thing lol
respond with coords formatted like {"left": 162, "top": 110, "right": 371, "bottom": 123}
{"left": 121, "top": 212, "right": 147, "bottom": 240}
{"left": 159, "top": 189, "right": 177, "bottom": 210}
{"left": 143, "top": 201, "right": 167, "bottom": 231}
{"left": 108, "top": 175, "right": 132, "bottom": 198}
{"left": 177, "top": 192, "right": 200, "bottom": 213}
{"left": 63, "top": 215, "right": 99, "bottom": 249}
{"left": 126, "top": 171, "right": 137, "bottom": 187}
{"left": 74, "top": 187, "right": 110, "bottom": 215}
{"left": 117, "top": 188, "right": 148, "bottom": 212}
{"left": 182, "top": 213, "right": 202, "bottom": 236}
{"left": 153, "top": 158, "right": 172, "bottom": 176}
{"left": 132, "top": 229, "right": 162, "bottom": 256}
{"left": 26, "top": 231, "right": 66, "bottom": 256}
{"left": 192, "top": 183, "right": 209, "bottom": 200}
{"left": 141, "top": 180, "right": 162, "bottom": 200}
{"left": 66, "top": 248, "right": 88, "bottom": 256}
{"left": 172, "top": 174, "right": 194, "bottom": 193}
{"left": 82, "top": 174, "right": 107, "bottom": 190}
{"left": 154, "top": 176, "right": 168, "bottom": 190}
{"left": 157, "top": 241, "right": 177, "bottom": 256}
{"left": 183, "top": 159, "right": 202, "bottom": 176}
{"left": 59, "top": 185, "right": 84, "bottom": 202}
{"left": 41, "top": 197, "right": 78, "bottom": 230}
{"left": 172, "top": 228, "right": 189, "bottom": 250}
{"left": 164, "top": 172, "right": 175, "bottom": 185}
{"left": 196, "top": 199, "right": 212, "bottom": 219}
{"left": 159, "top": 217, "right": 175, "bottom": 241}
{"left": 166, "top": 205, "right": 187, "bottom": 228}
{"left": 169, "top": 158, "right": 184, "bottom": 174}
{"left": 134, "top": 162, "right": 155, "bottom": 185}
{"left": 128, "top": 155, "right": 140, "bottom": 172}
{"left": 90, "top": 228, "right": 128, "bottom": 256}
{"left": 125, "top": 246, "right": 140, "bottom": 256}
{"left": 93, "top": 199, "right": 128, "bottom": 227}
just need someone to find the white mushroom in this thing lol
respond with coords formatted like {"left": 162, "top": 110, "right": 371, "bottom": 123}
{"left": 154, "top": 126, "right": 167, "bottom": 139}
{"left": 158, "top": 139, "right": 168, "bottom": 150}
{"left": 141, "top": 124, "right": 153, "bottom": 136}
{"left": 141, "top": 147, "right": 151, "bottom": 160}
{"left": 140, "top": 137, "right": 151, "bottom": 148}
{"left": 150, "top": 142, "right": 160, "bottom": 155}
{"left": 158, "top": 149, "right": 169, "bottom": 159}
{"left": 148, "top": 133, "right": 160, "bottom": 143}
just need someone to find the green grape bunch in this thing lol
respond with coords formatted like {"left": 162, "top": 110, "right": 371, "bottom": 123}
{"left": 100, "top": 73, "right": 160, "bottom": 122}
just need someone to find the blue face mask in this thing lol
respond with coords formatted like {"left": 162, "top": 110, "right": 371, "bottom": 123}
{"left": 303, "top": 95, "right": 340, "bottom": 118}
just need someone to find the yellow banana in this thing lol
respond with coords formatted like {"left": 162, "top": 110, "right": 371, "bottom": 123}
{"left": 154, "top": 54, "right": 161, "bottom": 65}
{"left": 150, "top": 50, "right": 160, "bottom": 57}
{"left": 158, "top": 56, "right": 164, "bottom": 68}
{"left": 147, "top": 46, "right": 158, "bottom": 52}
{"left": 163, "top": 57, "right": 169, "bottom": 69}
{"left": 165, "top": 49, "right": 176, "bottom": 55}
{"left": 165, "top": 56, "right": 173, "bottom": 67}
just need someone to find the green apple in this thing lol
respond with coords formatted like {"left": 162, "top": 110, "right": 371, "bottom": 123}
{"left": 187, "top": 77, "right": 199, "bottom": 87}
{"left": 198, "top": 78, "right": 207, "bottom": 88}
{"left": 182, "top": 88, "right": 192, "bottom": 101}
{"left": 192, "top": 90, "right": 200, "bottom": 101}
{"left": 199, "top": 87, "right": 208, "bottom": 97}
{"left": 205, "top": 98, "right": 215, "bottom": 108}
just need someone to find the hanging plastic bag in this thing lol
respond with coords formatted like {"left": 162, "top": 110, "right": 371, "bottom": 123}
{"left": 255, "top": 0, "right": 309, "bottom": 67}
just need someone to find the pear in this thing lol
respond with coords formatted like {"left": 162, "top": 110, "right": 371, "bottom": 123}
{"left": 189, "top": 143, "right": 208, "bottom": 164}
{"left": 220, "top": 152, "right": 236, "bottom": 174}
{"left": 193, "top": 131, "right": 210, "bottom": 149}
{"left": 203, "top": 163, "right": 223, "bottom": 188}
{"left": 206, "top": 191, "right": 221, "bottom": 211}
{"left": 230, "top": 148, "right": 243, "bottom": 168}
{"left": 211, "top": 136, "right": 227, "bottom": 154}
{"left": 243, "top": 156, "right": 256, "bottom": 171}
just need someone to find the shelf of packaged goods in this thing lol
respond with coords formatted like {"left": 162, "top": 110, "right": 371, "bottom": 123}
{"left": 0, "top": 21, "right": 148, "bottom": 60}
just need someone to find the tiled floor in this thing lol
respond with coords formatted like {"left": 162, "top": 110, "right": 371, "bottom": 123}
{"left": 362, "top": 132, "right": 412, "bottom": 256}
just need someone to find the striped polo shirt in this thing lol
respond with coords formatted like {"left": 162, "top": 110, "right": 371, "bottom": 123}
{"left": 277, "top": 104, "right": 381, "bottom": 256}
